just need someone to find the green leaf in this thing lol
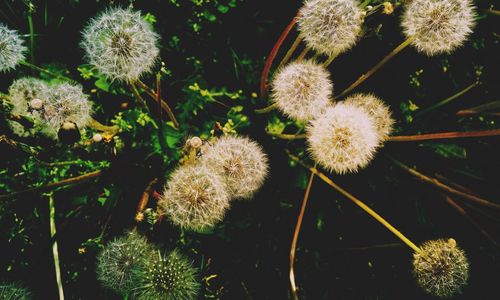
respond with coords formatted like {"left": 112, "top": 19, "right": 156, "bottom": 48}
{"left": 94, "top": 77, "right": 110, "bottom": 92}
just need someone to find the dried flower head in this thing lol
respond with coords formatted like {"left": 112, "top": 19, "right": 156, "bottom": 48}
{"left": 271, "top": 60, "right": 333, "bottom": 122}
{"left": 0, "top": 24, "right": 26, "bottom": 72}
{"left": 159, "top": 164, "right": 230, "bottom": 231}
{"left": 81, "top": 7, "right": 159, "bottom": 82}
{"left": 41, "top": 82, "right": 93, "bottom": 138}
{"left": 306, "top": 103, "right": 378, "bottom": 174}
{"left": 132, "top": 249, "right": 200, "bottom": 300}
{"left": 0, "top": 282, "right": 32, "bottom": 300}
{"left": 401, "top": 0, "right": 476, "bottom": 56}
{"left": 413, "top": 238, "right": 469, "bottom": 298}
{"left": 344, "top": 93, "right": 394, "bottom": 144}
{"left": 96, "top": 231, "right": 154, "bottom": 295}
{"left": 297, "top": 0, "right": 364, "bottom": 57}
{"left": 201, "top": 135, "right": 269, "bottom": 200}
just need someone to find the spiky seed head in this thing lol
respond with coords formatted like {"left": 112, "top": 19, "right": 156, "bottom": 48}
{"left": 0, "top": 282, "right": 32, "bottom": 300}
{"left": 81, "top": 7, "right": 160, "bottom": 82}
{"left": 201, "top": 135, "right": 269, "bottom": 200}
{"left": 401, "top": 0, "right": 476, "bottom": 56}
{"left": 297, "top": 0, "right": 364, "bottom": 57}
{"left": 96, "top": 231, "right": 154, "bottom": 295}
{"left": 159, "top": 164, "right": 230, "bottom": 231}
{"left": 132, "top": 249, "right": 200, "bottom": 300}
{"left": 306, "top": 103, "right": 378, "bottom": 174}
{"left": 41, "top": 82, "right": 93, "bottom": 139}
{"left": 0, "top": 24, "right": 26, "bottom": 72}
{"left": 413, "top": 238, "right": 469, "bottom": 298}
{"left": 344, "top": 93, "right": 394, "bottom": 144}
{"left": 271, "top": 60, "right": 333, "bottom": 122}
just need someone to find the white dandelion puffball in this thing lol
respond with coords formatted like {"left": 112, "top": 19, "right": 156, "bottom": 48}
{"left": 413, "top": 238, "right": 469, "bottom": 298}
{"left": 271, "top": 60, "right": 333, "bottom": 122}
{"left": 0, "top": 24, "right": 26, "bottom": 72}
{"left": 297, "top": 0, "right": 364, "bottom": 57}
{"left": 159, "top": 164, "right": 230, "bottom": 231}
{"left": 201, "top": 135, "right": 269, "bottom": 200}
{"left": 42, "top": 83, "right": 93, "bottom": 138}
{"left": 344, "top": 93, "right": 394, "bottom": 144}
{"left": 81, "top": 8, "right": 159, "bottom": 82}
{"left": 402, "top": 0, "right": 476, "bottom": 56}
{"left": 307, "top": 103, "right": 378, "bottom": 174}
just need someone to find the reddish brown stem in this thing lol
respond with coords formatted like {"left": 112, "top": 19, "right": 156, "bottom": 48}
{"left": 135, "top": 178, "right": 158, "bottom": 222}
{"left": 0, "top": 170, "right": 102, "bottom": 200}
{"left": 290, "top": 170, "right": 315, "bottom": 300}
{"left": 388, "top": 129, "right": 500, "bottom": 141}
{"left": 136, "top": 80, "right": 179, "bottom": 129}
{"left": 260, "top": 16, "right": 297, "bottom": 98}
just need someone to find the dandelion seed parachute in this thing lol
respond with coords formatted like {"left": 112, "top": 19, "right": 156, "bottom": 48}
{"left": 201, "top": 135, "right": 269, "bottom": 200}
{"left": 159, "top": 164, "right": 230, "bottom": 231}
{"left": 413, "top": 238, "right": 469, "bottom": 298}
{"left": 344, "top": 93, "right": 394, "bottom": 144}
{"left": 306, "top": 103, "right": 378, "bottom": 174}
{"left": 0, "top": 24, "right": 26, "bottom": 72}
{"left": 132, "top": 249, "right": 200, "bottom": 300}
{"left": 297, "top": 0, "right": 364, "bottom": 57}
{"left": 81, "top": 7, "right": 160, "bottom": 82}
{"left": 271, "top": 60, "right": 333, "bottom": 122}
{"left": 96, "top": 231, "right": 154, "bottom": 295}
{"left": 401, "top": 0, "right": 476, "bottom": 56}
{"left": 0, "top": 282, "right": 32, "bottom": 300}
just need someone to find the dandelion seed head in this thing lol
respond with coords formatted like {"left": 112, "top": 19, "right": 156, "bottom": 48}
{"left": 271, "top": 60, "right": 333, "bottom": 122}
{"left": 0, "top": 24, "right": 26, "bottom": 72}
{"left": 402, "top": 0, "right": 476, "bottom": 56}
{"left": 0, "top": 282, "right": 32, "bottom": 300}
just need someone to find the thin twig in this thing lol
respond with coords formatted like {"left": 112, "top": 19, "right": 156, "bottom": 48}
{"left": 135, "top": 178, "right": 158, "bottom": 222}
{"left": 277, "top": 35, "right": 302, "bottom": 70}
{"left": 456, "top": 100, "right": 500, "bottom": 116}
{"left": 260, "top": 16, "right": 298, "bottom": 97}
{"left": 129, "top": 82, "right": 150, "bottom": 112}
{"left": 288, "top": 152, "right": 421, "bottom": 253}
{"left": 388, "top": 129, "right": 500, "bottom": 141}
{"left": 387, "top": 156, "right": 500, "bottom": 210}
{"left": 0, "top": 170, "right": 102, "bottom": 200}
{"left": 254, "top": 102, "right": 278, "bottom": 114}
{"left": 290, "top": 170, "right": 315, "bottom": 300}
{"left": 136, "top": 80, "right": 179, "bottom": 129}
{"left": 48, "top": 193, "right": 65, "bottom": 300}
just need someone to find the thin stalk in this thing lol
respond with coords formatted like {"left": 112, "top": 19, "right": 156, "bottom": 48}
{"left": 269, "top": 132, "right": 307, "bottom": 140}
{"left": 87, "top": 118, "right": 119, "bottom": 134}
{"left": 323, "top": 54, "right": 337, "bottom": 67}
{"left": 19, "top": 61, "right": 72, "bottom": 82}
{"left": 260, "top": 16, "right": 298, "bottom": 97}
{"left": 48, "top": 193, "right": 65, "bottom": 300}
{"left": 156, "top": 73, "right": 168, "bottom": 151}
{"left": 135, "top": 178, "right": 158, "bottom": 222}
{"left": 297, "top": 47, "right": 309, "bottom": 61}
{"left": 254, "top": 102, "right": 278, "bottom": 114}
{"left": 416, "top": 81, "right": 479, "bottom": 117}
{"left": 388, "top": 156, "right": 500, "bottom": 210}
{"left": 136, "top": 80, "right": 179, "bottom": 129}
{"left": 277, "top": 35, "right": 302, "bottom": 70}
{"left": 288, "top": 152, "right": 421, "bottom": 253}
{"left": 290, "top": 170, "right": 315, "bottom": 300}
{"left": 456, "top": 100, "right": 500, "bottom": 116}
{"left": 484, "top": 8, "right": 500, "bottom": 16}
{"left": 28, "top": 13, "right": 35, "bottom": 65}
{"left": 338, "top": 35, "right": 416, "bottom": 98}
{"left": 388, "top": 129, "right": 500, "bottom": 141}
{"left": 129, "top": 82, "right": 150, "bottom": 112}
{"left": 0, "top": 170, "right": 102, "bottom": 200}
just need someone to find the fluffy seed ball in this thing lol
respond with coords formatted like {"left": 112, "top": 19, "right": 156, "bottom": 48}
{"left": 271, "top": 60, "right": 333, "bottom": 122}
{"left": 297, "top": 0, "right": 364, "bottom": 57}
{"left": 413, "top": 238, "right": 469, "bottom": 298}
{"left": 0, "top": 24, "right": 26, "bottom": 72}
{"left": 344, "top": 93, "right": 394, "bottom": 144}
{"left": 401, "top": 0, "right": 476, "bottom": 56}
{"left": 96, "top": 231, "right": 154, "bottom": 295}
{"left": 0, "top": 282, "right": 32, "bottom": 300}
{"left": 42, "top": 82, "right": 93, "bottom": 138}
{"left": 81, "top": 8, "right": 159, "bottom": 82}
{"left": 201, "top": 135, "right": 269, "bottom": 200}
{"left": 132, "top": 249, "right": 200, "bottom": 300}
{"left": 159, "top": 165, "right": 230, "bottom": 231}
{"left": 306, "top": 103, "right": 378, "bottom": 174}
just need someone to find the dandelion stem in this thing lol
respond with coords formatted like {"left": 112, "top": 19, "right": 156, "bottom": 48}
{"left": 288, "top": 152, "right": 422, "bottom": 253}
{"left": 268, "top": 132, "right": 307, "bottom": 140}
{"left": 87, "top": 118, "right": 119, "bottom": 134}
{"left": 0, "top": 170, "right": 102, "bottom": 200}
{"left": 27, "top": 12, "right": 35, "bottom": 65}
{"left": 456, "top": 100, "right": 500, "bottom": 116}
{"left": 136, "top": 79, "right": 179, "bottom": 129}
{"left": 338, "top": 35, "right": 416, "bottom": 98}
{"left": 277, "top": 35, "right": 302, "bottom": 71}
{"left": 19, "top": 61, "right": 72, "bottom": 82}
{"left": 48, "top": 193, "right": 65, "bottom": 300}
{"left": 323, "top": 54, "right": 337, "bottom": 67}
{"left": 135, "top": 178, "right": 158, "bottom": 222}
{"left": 387, "top": 156, "right": 500, "bottom": 210}
{"left": 254, "top": 102, "right": 278, "bottom": 114}
{"left": 260, "top": 16, "right": 298, "bottom": 98}
{"left": 415, "top": 81, "right": 480, "bottom": 117}
{"left": 484, "top": 8, "right": 500, "bottom": 16}
{"left": 129, "top": 82, "right": 150, "bottom": 112}
{"left": 388, "top": 129, "right": 500, "bottom": 141}
{"left": 290, "top": 170, "right": 315, "bottom": 300}
{"left": 297, "top": 47, "right": 309, "bottom": 61}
